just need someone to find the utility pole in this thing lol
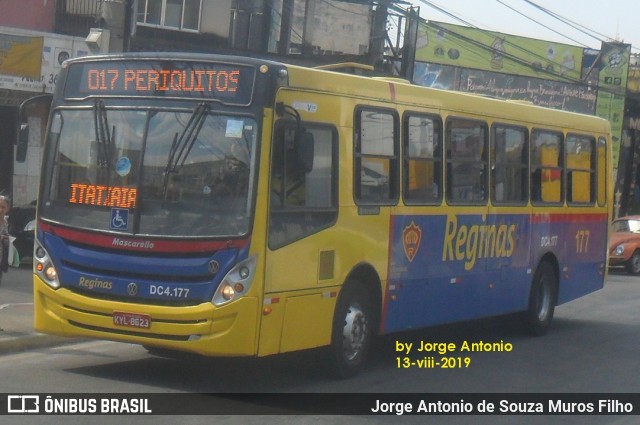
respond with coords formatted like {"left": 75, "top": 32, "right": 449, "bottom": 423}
{"left": 400, "top": 7, "right": 420, "bottom": 79}
{"left": 278, "top": 0, "right": 294, "bottom": 55}
{"left": 370, "top": 1, "right": 390, "bottom": 69}
{"left": 301, "top": 0, "right": 317, "bottom": 58}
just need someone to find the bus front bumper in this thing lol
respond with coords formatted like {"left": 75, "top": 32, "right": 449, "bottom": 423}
{"left": 33, "top": 276, "right": 259, "bottom": 357}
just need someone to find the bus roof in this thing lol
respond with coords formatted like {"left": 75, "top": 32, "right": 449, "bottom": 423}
{"left": 283, "top": 63, "right": 610, "bottom": 135}
{"left": 63, "top": 53, "right": 610, "bottom": 135}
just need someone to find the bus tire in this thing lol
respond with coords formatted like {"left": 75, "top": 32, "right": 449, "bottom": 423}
{"left": 524, "top": 261, "right": 557, "bottom": 336}
{"left": 625, "top": 250, "right": 640, "bottom": 275}
{"left": 330, "top": 281, "right": 373, "bottom": 378}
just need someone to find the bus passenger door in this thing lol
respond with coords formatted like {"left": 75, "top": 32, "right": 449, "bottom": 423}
{"left": 260, "top": 122, "right": 339, "bottom": 356}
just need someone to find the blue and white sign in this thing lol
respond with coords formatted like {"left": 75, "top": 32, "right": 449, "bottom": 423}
{"left": 110, "top": 208, "right": 129, "bottom": 230}
{"left": 116, "top": 157, "right": 132, "bottom": 177}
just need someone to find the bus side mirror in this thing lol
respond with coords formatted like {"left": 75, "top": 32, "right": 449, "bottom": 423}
{"left": 16, "top": 93, "right": 53, "bottom": 163}
{"left": 295, "top": 129, "right": 314, "bottom": 173}
{"left": 16, "top": 123, "right": 29, "bottom": 163}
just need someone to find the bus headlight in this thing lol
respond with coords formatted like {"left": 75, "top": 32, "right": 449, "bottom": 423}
{"left": 34, "top": 240, "right": 60, "bottom": 289}
{"left": 615, "top": 245, "right": 625, "bottom": 256}
{"left": 212, "top": 255, "right": 257, "bottom": 306}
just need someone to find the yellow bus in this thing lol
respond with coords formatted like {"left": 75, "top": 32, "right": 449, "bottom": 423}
{"left": 30, "top": 53, "right": 611, "bottom": 377}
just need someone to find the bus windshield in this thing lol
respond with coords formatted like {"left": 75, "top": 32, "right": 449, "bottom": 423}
{"left": 40, "top": 104, "right": 257, "bottom": 238}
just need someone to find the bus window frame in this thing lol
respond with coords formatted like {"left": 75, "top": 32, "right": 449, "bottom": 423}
{"left": 490, "top": 123, "right": 529, "bottom": 206}
{"left": 401, "top": 111, "right": 443, "bottom": 206}
{"left": 597, "top": 137, "right": 607, "bottom": 207}
{"left": 565, "top": 132, "right": 596, "bottom": 206}
{"left": 445, "top": 116, "right": 489, "bottom": 206}
{"left": 530, "top": 128, "right": 564, "bottom": 206}
{"left": 353, "top": 106, "right": 400, "bottom": 206}
{"left": 268, "top": 120, "right": 339, "bottom": 250}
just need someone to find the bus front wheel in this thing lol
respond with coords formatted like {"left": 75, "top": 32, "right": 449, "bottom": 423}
{"left": 330, "top": 281, "right": 373, "bottom": 378}
{"left": 524, "top": 261, "right": 557, "bottom": 336}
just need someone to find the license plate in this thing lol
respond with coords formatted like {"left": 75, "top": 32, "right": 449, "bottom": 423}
{"left": 113, "top": 311, "right": 151, "bottom": 329}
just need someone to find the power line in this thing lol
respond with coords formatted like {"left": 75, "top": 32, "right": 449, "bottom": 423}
{"left": 413, "top": 0, "right": 589, "bottom": 85}
{"left": 414, "top": 0, "right": 476, "bottom": 28}
{"left": 399, "top": 1, "right": 630, "bottom": 98}
{"left": 496, "top": 0, "right": 589, "bottom": 47}
{"left": 521, "top": 0, "right": 611, "bottom": 46}
{"left": 425, "top": 21, "right": 585, "bottom": 85}
{"left": 318, "top": 0, "right": 371, "bottom": 18}
{"left": 520, "top": 0, "right": 638, "bottom": 52}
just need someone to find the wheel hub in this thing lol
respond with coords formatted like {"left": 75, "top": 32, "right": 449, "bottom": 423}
{"left": 342, "top": 304, "right": 368, "bottom": 361}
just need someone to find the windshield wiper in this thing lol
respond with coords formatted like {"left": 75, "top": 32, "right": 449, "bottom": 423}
{"left": 93, "top": 99, "right": 114, "bottom": 169}
{"left": 161, "top": 102, "right": 209, "bottom": 200}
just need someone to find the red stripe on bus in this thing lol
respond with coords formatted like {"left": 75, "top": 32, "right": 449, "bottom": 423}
{"left": 388, "top": 82, "right": 396, "bottom": 101}
{"left": 38, "top": 221, "right": 249, "bottom": 253}
{"left": 530, "top": 212, "right": 608, "bottom": 224}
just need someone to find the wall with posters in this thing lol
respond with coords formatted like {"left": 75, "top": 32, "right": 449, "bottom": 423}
{"left": 0, "top": 26, "right": 90, "bottom": 206}
{"left": 412, "top": 21, "right": 630, "bottom": 174}
{"left": 413, "top": 62, "right": 597, "bottom": 114}
{"left": 415, "top": 21, "right": 585, "bottom": 83}
{"left": 594, "top": 42, "right": 632, "bottom": 169}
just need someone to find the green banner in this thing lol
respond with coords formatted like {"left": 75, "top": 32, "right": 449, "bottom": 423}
{"left": 595, "top": 42, "right": 631, "bottom": 170}
{"left": 0, "top": 33, "right": 43, "bottom": 79}
{"left": 416, "top": 21, "right": 584, "bottom": 83}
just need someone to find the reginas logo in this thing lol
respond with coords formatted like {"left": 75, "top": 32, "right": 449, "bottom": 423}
{"left": 79, "top": 276, "right": 113, "bottom": 290}
{"left": 442, "top": 215, "right": 517, "bottom": 271}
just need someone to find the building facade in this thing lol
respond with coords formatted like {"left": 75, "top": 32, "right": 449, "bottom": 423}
{"left": 0, "top": 0, "right": 383, "bottom": 206}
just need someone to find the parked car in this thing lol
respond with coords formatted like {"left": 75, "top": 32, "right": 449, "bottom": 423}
{"left": 609, "top": 215, "right": 640, "bottom": 274}
{"left": 8, "top": 200, "right": 36, "bottom": 261}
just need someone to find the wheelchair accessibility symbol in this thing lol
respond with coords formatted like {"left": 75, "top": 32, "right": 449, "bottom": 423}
{"left": 110, "top": 208, "right": 129, "bottom": 230}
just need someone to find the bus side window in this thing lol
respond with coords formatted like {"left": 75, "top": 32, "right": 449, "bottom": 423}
{"left": 597, "top": 137, "right": 607, "bottom": 206}
{"left": 403, "top": 114, "right": 442, "bottom": 204}
{"left": 566, "top": 134, "right": 595, "bottom": 204}
{"left": 268, "top": 123, "right": 337, "bottom": 249}
{"left": 531, "top": 169, "right": 542, "bottom": 203}
{"left": 354, "top": 108, "right": 399, "bottom": 205}
{"left": 531, "top": 130, "right": 563, "bottom": 204}
{"left": 491, "top": 125, "right": 528, "bottom": 204}
{"left": 271, "top": 126, "right": 306, "bottom": 207}
{"left": 446, "top": 118, "right": 488, "bottom": 204}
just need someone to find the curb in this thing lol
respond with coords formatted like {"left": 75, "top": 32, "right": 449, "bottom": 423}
{"left": 0, "top": 334, "right": 80, "bottom": 354}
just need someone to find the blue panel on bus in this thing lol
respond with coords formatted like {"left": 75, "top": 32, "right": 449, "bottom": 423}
{"left": 382, "top": 213, "right": 607, "bottom": 333}
{"left": 43, "top": 232, "right": 247, "bottom": 304}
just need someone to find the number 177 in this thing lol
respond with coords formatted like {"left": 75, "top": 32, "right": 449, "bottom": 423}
{"left": 576, "top": 230, "right": 590, "bottom": 253}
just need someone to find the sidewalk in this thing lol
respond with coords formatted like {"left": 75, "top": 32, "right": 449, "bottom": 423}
{"left": 0, "top": 302, "right": 72, "bottom": 353}
{"left": 0, "top": 264, "right": 77, "bottom": 354}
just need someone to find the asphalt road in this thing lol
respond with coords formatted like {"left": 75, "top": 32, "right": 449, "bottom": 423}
{"left": 0, "top": 268, "right": 638, "bottom": 424}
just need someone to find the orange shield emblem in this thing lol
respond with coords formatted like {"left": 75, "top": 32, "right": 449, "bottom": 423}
{"left": 402, "top": 221, "right": 422, "bottom": 262}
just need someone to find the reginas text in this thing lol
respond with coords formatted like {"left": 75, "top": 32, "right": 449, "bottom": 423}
{"left": 442, "top": 215, "right": 517, "bottom": 270}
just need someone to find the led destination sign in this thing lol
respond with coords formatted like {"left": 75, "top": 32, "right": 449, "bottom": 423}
{"left": 65, "top": 60, "right": 256, "bottom": 104}
{"left": 69, "top": 183, "right": 137, "bottom": 209}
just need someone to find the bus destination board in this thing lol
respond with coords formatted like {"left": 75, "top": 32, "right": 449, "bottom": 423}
{"left": 64, "top": 60, "right": 256, "bottom": 105}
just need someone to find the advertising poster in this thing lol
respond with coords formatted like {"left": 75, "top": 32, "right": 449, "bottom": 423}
{"left": 0, "top": 33, "right": 43, "bottom": 79}
{"left": 594, "top": 42, "right": 631, "bottom": 169}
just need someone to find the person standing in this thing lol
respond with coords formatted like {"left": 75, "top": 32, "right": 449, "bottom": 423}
{"left": 0, "top": 195, "right": 10, "bottom": 286}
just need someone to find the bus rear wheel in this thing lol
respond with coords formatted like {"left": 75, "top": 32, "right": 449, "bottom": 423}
{"left": 524, "top": 261, "right": 557, "bottom": 336}
{"left": 330, "top": 281, "right": 373, "bottom": 378}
